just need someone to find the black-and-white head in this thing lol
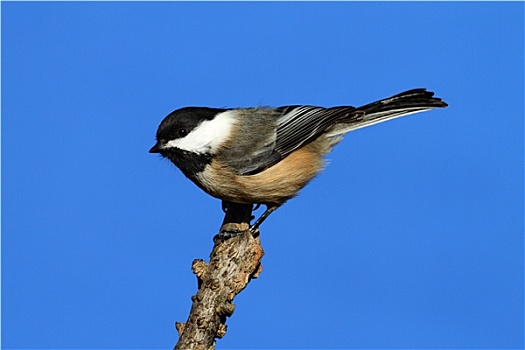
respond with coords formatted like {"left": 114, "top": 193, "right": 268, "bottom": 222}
{"left": 149, "top": 107, "right": 236, "bottom": 176}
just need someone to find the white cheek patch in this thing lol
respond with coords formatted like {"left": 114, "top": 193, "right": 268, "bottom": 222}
{"left": 164, "top": 110, "right": 237, "bottom": 154}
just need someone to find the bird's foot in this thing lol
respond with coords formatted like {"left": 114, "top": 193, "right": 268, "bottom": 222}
{"left": 215, "top": 227, "right": 246, "bottom": 240}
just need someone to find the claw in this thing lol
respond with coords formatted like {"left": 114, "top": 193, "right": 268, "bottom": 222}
{"left": 249, "top": 205, "right": 279, "bottom": 233}
{"left": 216, "top": 228, "right": 245, "bottom": 240}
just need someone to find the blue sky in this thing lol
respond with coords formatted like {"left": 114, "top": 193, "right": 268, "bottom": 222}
{"left": 1, "top": 2, "right": 523, "bottom": 349}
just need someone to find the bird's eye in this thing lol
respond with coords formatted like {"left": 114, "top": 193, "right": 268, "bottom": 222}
{"left": 178, "top": 128, "right": 188, "bottom": 137}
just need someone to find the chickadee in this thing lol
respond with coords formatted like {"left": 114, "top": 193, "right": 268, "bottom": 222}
{"left": 150, "top": 88, "right": 447, "bottom": 233}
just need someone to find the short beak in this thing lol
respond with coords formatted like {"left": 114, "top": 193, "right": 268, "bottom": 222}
{"left": 149, "top": 143, "right": 162, "bottom": 153}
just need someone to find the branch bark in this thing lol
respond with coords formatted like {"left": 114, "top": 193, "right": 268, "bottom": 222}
{"left": 174, "top": 203, "right": 264, "bottom": 350}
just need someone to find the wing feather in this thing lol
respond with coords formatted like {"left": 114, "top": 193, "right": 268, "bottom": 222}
{"left": 235, "top": 105, "right": 359, "bottom": 175}
{"left": 273, "top": 105, "right": 359, "bottom": 158}
{"left": 224, "top": 88, "right": 446, "bottom": 176}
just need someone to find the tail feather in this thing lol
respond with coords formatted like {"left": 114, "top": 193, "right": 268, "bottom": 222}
{"left": 328, "top": 88, "right": 447, "bottom": 135}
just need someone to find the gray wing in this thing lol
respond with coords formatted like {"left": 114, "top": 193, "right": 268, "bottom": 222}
{"left": 217, "top": 108, "right": 280, "bottom": 175}
{"left": 272, "top": 105, "right": 360, "bottom": 160}
{"left": 223, "top": 89, "right": 447, "bottom": 175}
{"left": 223, "top": 105, "right": 360, "bottom": 175}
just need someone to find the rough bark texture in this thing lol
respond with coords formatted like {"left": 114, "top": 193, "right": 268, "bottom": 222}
{"left": 174, "top": 203, "right": 264, "bottom": 350}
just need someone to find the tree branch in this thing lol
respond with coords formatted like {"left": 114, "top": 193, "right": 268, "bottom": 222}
{"left": 174, "top": 203, "right": 264, "bottom": 349}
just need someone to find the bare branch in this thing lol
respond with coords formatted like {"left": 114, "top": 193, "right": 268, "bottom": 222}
{"left": 174, "top": 203, "right": 264, "bottom": 349}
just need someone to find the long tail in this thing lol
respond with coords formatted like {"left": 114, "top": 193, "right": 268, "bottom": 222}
{"left": 328, "top": 88, "right": 448, "bottom": 135}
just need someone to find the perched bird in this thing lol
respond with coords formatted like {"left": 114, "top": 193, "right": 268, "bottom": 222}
{"left": 150, "top": 88, "right": 447, "bottom": 233}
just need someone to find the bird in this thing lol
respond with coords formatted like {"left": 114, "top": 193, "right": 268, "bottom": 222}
{"left": 149, "top": 88, "right": 447, "bottom": 234}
